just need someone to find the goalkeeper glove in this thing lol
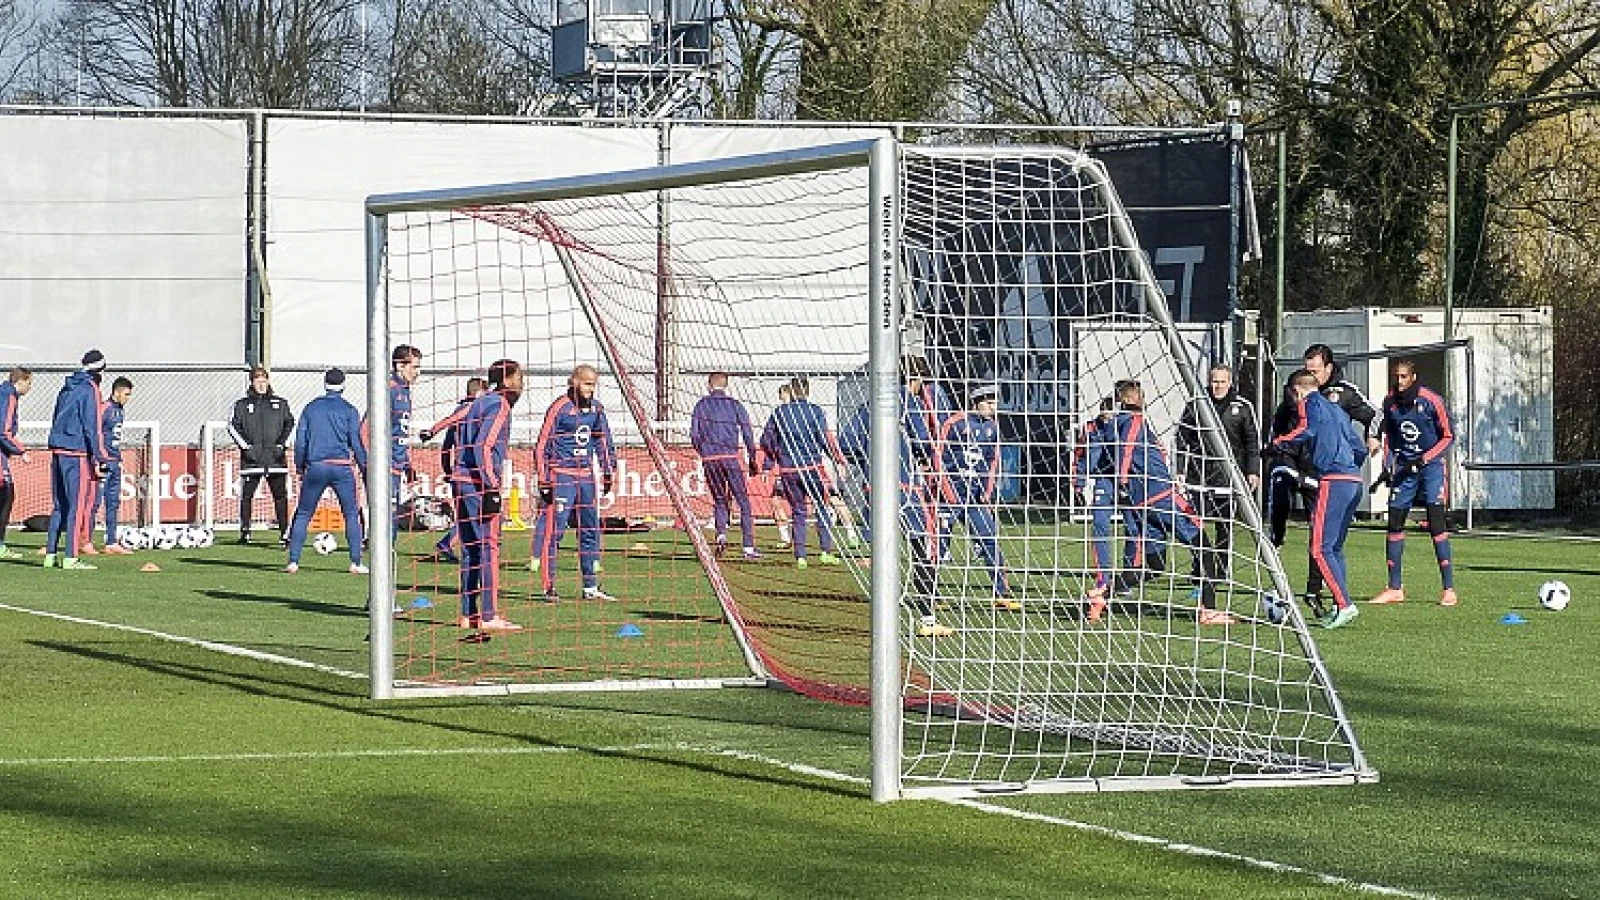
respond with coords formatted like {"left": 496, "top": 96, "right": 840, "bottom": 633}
{"left": 419, "top": 429, "right": 435, "bottom": 443}
{"left": 539, "top": 484, "right": 554, "bottom": 507}
{"left": 483, "top": 491, "right": 503, "bottom": 515}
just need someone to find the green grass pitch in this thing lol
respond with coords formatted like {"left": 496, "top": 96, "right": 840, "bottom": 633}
{"left": 0, "top": 522, "right": 1595, "bottom": 898}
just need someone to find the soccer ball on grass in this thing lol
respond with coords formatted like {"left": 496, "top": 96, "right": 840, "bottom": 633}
{"left": 1538, "top": 580, "right": 1571, "bottom": 612}
{"left": 1259, "top": 592, "right": 1291, "bottom": 626}
{"left": 312, "top": 532, "right": 338, "bottom": 556}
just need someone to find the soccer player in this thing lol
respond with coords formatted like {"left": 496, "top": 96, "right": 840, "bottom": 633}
{"left": 1086, "top": 380, "right": 1226, "bottom": 624}
{"left": 0, "top": 367, "right": 34, "bottom": 560}
{"left": 690, "top": 372, "right": 762, "bottom": 559}
{"left": 229, "top": 366, "right": 295, "bottom": 548}
{"left": 44, "top": 350, "right": 114, "bottom": 570}
{"left": 1175, "top": 365, "right": 1261, "bottom": 595}
{"left": 1263, "top": 376, "right": 1327, "bottom": 617}
{"left": 759, "top": 376, "right": 846, "bottom": 568}
{"left": 1272, "top": 368, "right": 1368, "bottom": 629}
{"left": 420, "top": 376, "right": 487, "bottom": 564}
{"left": 453, "top": 362, "right": 523, "bottom": 633}
{"left": 1370, "top": 359, "right": 1458, "bottom": 607}
{"left": 1072, "top": 395, "right": 1147, "bottom": 605}
{"left": 86, "top": 377, "right": 135, "bottom": 555}
{"left": 531, "top": 364, "right": 618, "bottom": 601}
{"left": 284, "top": 369, "right": 367, "bottom": 575}
{"left": 362, "top": 345, "right": 422, "bottom": 543}
{"left": 936, "top": 384, "right": 1017, "bottom": 609}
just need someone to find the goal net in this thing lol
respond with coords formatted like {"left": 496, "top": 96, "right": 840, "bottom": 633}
{"left": 10, "top": 419, "right": 161, "bottom": 538}
{"left": 366, "top": 139, "right": 1373, "bottom": 798}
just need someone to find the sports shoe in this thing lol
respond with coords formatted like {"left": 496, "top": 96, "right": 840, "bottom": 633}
{"left": 80, "top": 543, "right": 100, "bottom": 556}
{"left": 542, "top": 589, "right": 561, "bottom": 603}
{"left": 237, "top": 530, "right": 252, "bottom": 545}
{"left": 430, "top": 546, "right": 459, "bottom": 564}
{"left": 795, "top": 557, "right": 809, "bottom": 570}
{"left": 1302, "top": 592, "right": 1328, "bottom": 619}
{"left": 479, "top": 617, "right": 524, "bottom": 632}
{"left": 1368, "top": 587, "right": 1406, "bottom": 605}
{"left": 0, "top": 545, "right": 23, "bottom": 560}
{"left": 528, "top": 557, "right": 541, "bottom": 573}
{"left": 994, "top": 593, "right": 1022, "bottom": 612}
{"left": 1198, "top": 608, "right": 1238, "bottom": 626}
{"left": 61, "top": 557, "right": 97, "bottom": 570}
{"left": 1322, "top": 604, "right": 1361, "bottom": 630}
{"left": 1084, "top": 587, "right": 1108, "bottom": 624}
{"left": 742, "top": 547, "right": 762, "bottom": 560}
{"left": 916, "top": 618, "right": 955, "bottom": 638}
{"left": 817, "top": 552, "right": 842, "bottom": 566}
{"left": 582, "top": 586, "right": 618, "bottom": 602}
{"left": 456, "top": 616, "right": 479, "bottom": 629}
{"left": 284, "top": 562, "right": 299, "bottom": 574}
{"left": 42, "top": 553, "right": 58, "bottom": 569}
{"left": 104, "top": 544, "right": 133, "bottom": 556}
{"left": 1439, "top": 588, "right": 1459, "bottom": 607}
{"left": 350, "top": 564, "right": 370, "bottom": 575}
{"left": 714, "top": 537, "right": 727, "bottom": 558}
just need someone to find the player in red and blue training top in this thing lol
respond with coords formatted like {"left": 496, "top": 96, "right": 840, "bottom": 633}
{"left": 285, "top": 369, "right": 367, "bottom": 573}
{"left": 1089, "top": 380, "right": 1225, "bottom": 624}
{"left": 690, "top": 372, "right": 761, "bottom": 559}
{"left": 1072, "top": 395, "right": 1149, "bottom": 615}
{"left": 1273, "top": 368, "right": 1369, "bottom": 629}
{"left": 531, "top": 364, "right": 618, "bottom": 600}
{"left": 86, "top": 377, "right": 134, "bottom": 555}
{"left": 935, "top": 384, "right": 1016, "bottom": 607}
{"left": 0, "top": 367, "right": 36, "bottom": 559}
{"left": 420, "top": 376, "right": 487, "bottom": 564}
{"left": 759, "top": 376, "right": 846, "bottom": 568}
{"left": 44, "top": 351, "right": 114, "bottom": 569}
{"left": 453, "top": 362, "right": 523, "bottom": 633}
{"left": 1370, "top": 359, "right": 1458, "bottom": 608}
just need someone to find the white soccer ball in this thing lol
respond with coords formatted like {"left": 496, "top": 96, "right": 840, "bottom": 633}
{"left": 177, "top": 527, "right": 201, "bottom": 549}
{"left": 193, "top": 526, "right": 216, "bottom": 548}
{"left": 313, "top": 532, "right": 338, "bottom": 556}
{"left": 117, "top": 529, "right": 142, "bottom": 551}
{"left": 154, "top": 526, "right": 180, "bottom": 551}
{"left": 1260, "top": 592, "right": 1291, "bottom": 626}
{"left": 1538, "top": 580, "right": 1572, "bottom": 612}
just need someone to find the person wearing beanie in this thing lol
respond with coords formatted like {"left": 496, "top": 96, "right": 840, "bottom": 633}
{"left": 43, "top": 350, "right": 114, "bottom": 569}
{"left": 283, "top": 368, "right": 367, "bottom": 574}
{"left": 229, "top": 366, "right": 296, "bottom": 548}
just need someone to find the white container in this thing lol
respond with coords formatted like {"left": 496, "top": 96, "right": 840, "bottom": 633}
{"left": 1281, "top": 307, "right": 1553, "bottom": 512}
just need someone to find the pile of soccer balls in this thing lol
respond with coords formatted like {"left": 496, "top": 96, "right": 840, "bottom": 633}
{"left": 117, "top": 525, "right": 217, "bottom": 551}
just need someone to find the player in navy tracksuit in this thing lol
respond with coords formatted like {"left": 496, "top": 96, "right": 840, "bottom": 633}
{"left": 532, "top": 364, "right": 618, "bottom": 600}
{"left": 1072, "top": 396, "right": 1147, "bottom": 603}
{"left": 690, "top": 373, "right": 761, "bottom": 559}
{"left": 420, "top": 376, "right": 487, "bottom": 563}
{"left": 936, "top": 385, "right": 1015, "bottom": 605}
{"left": 759, "top": 376, "right": 846, "bottom": 567}
{"left": 44, "top": 351, "right": 114, "bottom": 569}
{"left": 1088, "top": 380, "right": 1225, "bottom": 623}
{"left": 1273, "top": 369, "right": 1368, "bottom": 629}
{"left": 454, "top": 362, "right": 523, "bottom": 632}
{"left": 86, "top": 377, "right": 134, "bottom": 553}
{"left": 285, "top": 369, "right": 367, "bottom": 573}
{"left": 0, "top": 368, "right": 35, "bottom": 560}
{"left": 1370, "top": 359, "right": 1458, "bottom": 607}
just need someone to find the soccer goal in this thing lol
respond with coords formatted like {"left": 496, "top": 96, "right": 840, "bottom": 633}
{"left": 364, "top": 138, "right": 1374, "bottom": 800}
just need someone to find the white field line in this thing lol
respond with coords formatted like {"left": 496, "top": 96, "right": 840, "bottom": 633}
{"left": 0, "top": 602, "right": 366, "bottom": 681}
{"left": 0, "top": 603, "right": 1432, "bottom": 897}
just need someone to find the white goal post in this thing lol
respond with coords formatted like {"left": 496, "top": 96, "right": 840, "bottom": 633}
{"left": 363, "top": 137, "right": 1374, "bottom": 801}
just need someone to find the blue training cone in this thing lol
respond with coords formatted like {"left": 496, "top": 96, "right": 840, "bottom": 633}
{"left": 1499, "top": 612, "right": 1526, "bottom": 625}
{"left": 411, "top": 596, "right": 434, "bottom": 610}
{"left": 616, "top": 623, "right": 644, "bottom": 638}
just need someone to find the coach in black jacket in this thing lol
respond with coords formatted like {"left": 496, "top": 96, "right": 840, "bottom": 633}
{"left": 1176, "top": 365, "right": 1261, "bottom": 587}
{"left": 1303, "top": 343, "right": 1380, "bottom": 453}
{"left": 229, "top": 367, "right": 295, "bottom": 547}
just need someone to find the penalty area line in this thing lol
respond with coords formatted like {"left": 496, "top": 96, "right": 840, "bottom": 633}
{"left": 948, "top": 797, "right": 1436, "bottom": 899}
{"left": 0, "top": 602, "right": 366, "bottom": 682}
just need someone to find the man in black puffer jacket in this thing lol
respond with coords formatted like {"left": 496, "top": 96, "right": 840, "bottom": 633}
{"left": 1176, "top": 365, "right": 1261, "bottom": 592}
{"left": 228, "top": 367, "right": 296, "bottom": 547}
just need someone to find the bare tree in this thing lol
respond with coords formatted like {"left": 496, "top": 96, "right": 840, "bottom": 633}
{"left": 0, "top": 0, "right": 46, "bottom": 101}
